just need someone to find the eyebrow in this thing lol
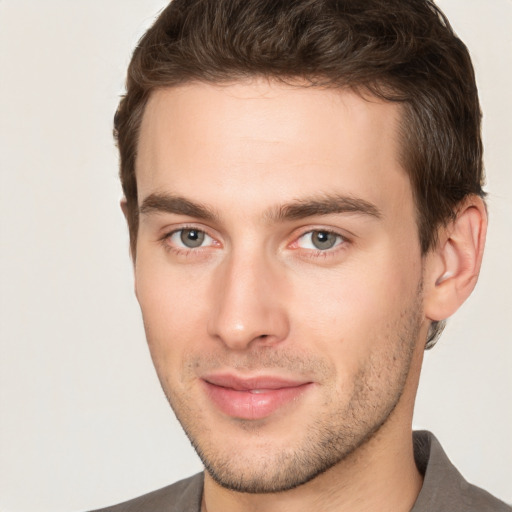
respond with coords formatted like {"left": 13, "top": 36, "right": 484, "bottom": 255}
{"left": 139, "top": 192, "right": 382, "bottom": 223}
{"left": 266, "top": 194, "right": 382, "bottom": 222}
{"left": 139, "top": 193, "right": 218, "bottom": 221}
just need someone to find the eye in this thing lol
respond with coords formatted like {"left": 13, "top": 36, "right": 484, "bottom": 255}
{"left": 296, "top": 230, "right": 344, "bottom": 251}
{"left": 168, "top": 228, "right": 214, "bottom": 249}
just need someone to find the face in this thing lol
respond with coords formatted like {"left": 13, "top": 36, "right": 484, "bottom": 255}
{"left": 134, "top": 81, "right": 427, "bottom": 493}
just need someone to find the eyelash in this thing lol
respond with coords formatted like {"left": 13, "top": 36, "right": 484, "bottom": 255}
{"left": 292, "top": 229, "right": 348, "bottom": 259}
{"left": 159, "top": 225, "right": 218, "bottom": 255}
{"left": 159, "top": 226, "right": 349, "bottom": 259}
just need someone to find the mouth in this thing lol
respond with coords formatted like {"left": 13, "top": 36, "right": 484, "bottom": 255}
{"left": 201, "top": 373, "right": 313, "bottom": 420}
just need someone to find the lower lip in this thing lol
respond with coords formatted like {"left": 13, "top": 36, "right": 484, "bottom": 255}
{"left": 202, "top": 381, "right": 312, "bottom": 420}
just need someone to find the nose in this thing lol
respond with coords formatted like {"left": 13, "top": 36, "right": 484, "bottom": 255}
{"left": 207, "top": 249, "right": 290, "bottom": 351}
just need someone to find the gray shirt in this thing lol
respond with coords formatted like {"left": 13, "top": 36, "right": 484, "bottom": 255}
{"left": 91, "top": 431, "right": 511, "bottom": 511}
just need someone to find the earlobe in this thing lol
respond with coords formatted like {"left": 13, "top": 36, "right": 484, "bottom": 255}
{"left": 424, "top": 196, "right": 487, "bottom": 323}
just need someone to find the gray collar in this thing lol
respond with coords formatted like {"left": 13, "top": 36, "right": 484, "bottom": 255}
{"left": 411, "top": 430, "right": 510, "bottom": 511}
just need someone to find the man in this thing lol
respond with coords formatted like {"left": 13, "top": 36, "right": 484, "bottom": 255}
{"left": 93, "top": 0, "right": 510, "bottom": 510}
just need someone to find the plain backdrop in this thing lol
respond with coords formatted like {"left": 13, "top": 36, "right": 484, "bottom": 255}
{"left": 0, "top": 1, "right": 510, "bottom": 511}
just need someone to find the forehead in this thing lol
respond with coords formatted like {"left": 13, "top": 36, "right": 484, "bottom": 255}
{"left": 135, "top": 80, "right": 410, "bottom": 219}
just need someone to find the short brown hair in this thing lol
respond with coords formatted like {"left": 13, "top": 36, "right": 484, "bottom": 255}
{"left": 115, "top": 0, "right": 485, "bottom": 347}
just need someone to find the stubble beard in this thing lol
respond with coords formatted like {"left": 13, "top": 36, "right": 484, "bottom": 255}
{"left": 155, "top": 290, "right": 423, "bottom": 494}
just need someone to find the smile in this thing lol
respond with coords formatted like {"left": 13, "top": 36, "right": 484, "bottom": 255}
{"left": 201, "top": 374, "right": 313, "bottom": 420}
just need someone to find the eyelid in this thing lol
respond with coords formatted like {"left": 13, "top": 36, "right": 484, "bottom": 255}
{"left": 297, "top": 230, "right": 343, "bottom": 248}
{"left": 158, "top": 223, "right": 351, "bottom": 256}
{"left": 288, "top": 227, "right": 351, "bottom": 254}
{"left": 160, "top": 224, "right": 221, "bottom": 252}
{"left": 170, "top": 229, "right": 214, "bottom": 248}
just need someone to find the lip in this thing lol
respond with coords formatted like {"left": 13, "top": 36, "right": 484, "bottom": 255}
{"left": 201, "top": 373, "right": 313, "bottom": 420}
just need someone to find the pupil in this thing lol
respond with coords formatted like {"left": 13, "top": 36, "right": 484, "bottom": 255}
{"left": 180, "top": 229, "right": 205, "bottom": 248}
{"left": 313, "top": 231, "right": 336, "bottom": 250}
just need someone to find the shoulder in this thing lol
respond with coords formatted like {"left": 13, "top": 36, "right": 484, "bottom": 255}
{"left": 88, "top": 472, "right": 204, "bottom": 512}
{"left": 412, "top": 431, "right": 511, "bottom": 512}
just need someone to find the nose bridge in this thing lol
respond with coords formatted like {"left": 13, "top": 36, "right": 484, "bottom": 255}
{"left": 207, "top": 243, "right": 289, "bottom": 350}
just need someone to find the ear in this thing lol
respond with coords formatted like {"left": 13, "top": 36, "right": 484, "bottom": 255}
{"left": 120, "top": 197, "right": 129, "bottom": 220}
{"left": 120, "top": 197, "right": 137, "bottom": 268}
{"left": 423, "top": 196, "right": 487, "bottom": 323}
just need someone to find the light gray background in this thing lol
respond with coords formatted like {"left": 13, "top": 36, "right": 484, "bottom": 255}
{"left": 0, "top": 1, "right": 510, "bottom": 511}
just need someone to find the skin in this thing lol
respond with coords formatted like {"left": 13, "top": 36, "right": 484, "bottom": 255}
{"left": 131, "top": 80, "right": 485, "bottom": 512}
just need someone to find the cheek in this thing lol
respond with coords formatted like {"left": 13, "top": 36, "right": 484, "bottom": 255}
{"left": 289, "top": 253, "right": 420, "bottom": 357}
{"left": 134, "top": 256, "right": 210, "bottom": 365}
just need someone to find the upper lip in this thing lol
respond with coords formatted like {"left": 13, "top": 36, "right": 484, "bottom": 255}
{"left": 202, "top": 373, "right": 311, "bottom": 391}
